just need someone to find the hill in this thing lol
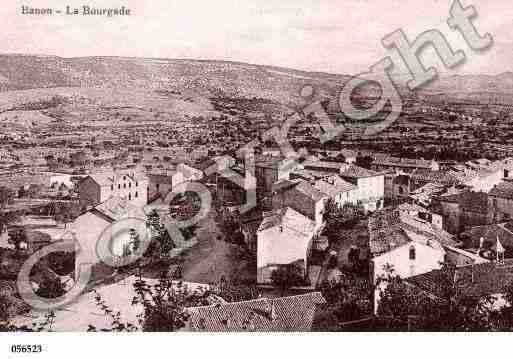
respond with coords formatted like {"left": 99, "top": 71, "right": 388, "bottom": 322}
{"left": 0, "top": 55, "right": 355, "bottom": 107}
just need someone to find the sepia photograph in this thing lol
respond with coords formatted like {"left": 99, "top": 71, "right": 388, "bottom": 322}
{"left": 0, "top": 0, "right": 513, "bottom": 356}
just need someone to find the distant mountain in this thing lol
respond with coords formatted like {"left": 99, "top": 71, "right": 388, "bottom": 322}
{"left": 0, "top": 54, "right": 511, "bottom": 106}
{"left": 425, "top": 71, "right": 513, "bottom": 94}
{"left": 0, "top": 54, "right": 356, "bottom": 107}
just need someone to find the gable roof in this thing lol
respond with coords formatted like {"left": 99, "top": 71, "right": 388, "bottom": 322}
{"left": 186, "top": 292, "right": 326, "bottom": 331}
{"left": 407, "top": 259, "right": 513, "bottom": 299}
{"left": 368, "top": 208, "right": 457, "bottom": 255}
{"left": 258, "top": 207, "right": 317, "bottom": 235}
{"left": 293, "top": 181, "right": 328, "bottom": 202}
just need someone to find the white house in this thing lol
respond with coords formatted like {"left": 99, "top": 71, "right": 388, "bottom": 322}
{"left": 368, "top": 208, "right": 458, "bottom": 312}
{"left": 340, "top": 165, "right": 385, "bottom": 212}
{"left": 72, "top": 196, "right": 148, "bottom": 278}
{"left": 78, "top": 170, "right": 148, "bottom": 210}
{"left": 257, "top": 207, "right": 319, "bottom": 284}
{"left": 371, "top": 228, "right": 445, "bottom": 312}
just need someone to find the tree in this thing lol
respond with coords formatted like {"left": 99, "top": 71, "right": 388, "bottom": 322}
{"left": 322, "top": 199, "right": 360, "bottom": 244}
{"left": 146, "top": 210, "right": 175, "bottom": 256}
{"left": 376, "top": 264, "right": 497, "bottom": 331}
{"left": 270, "top": 264, "right": 305, "bottom": 297}
{"left": 355, "top": 155, "right": 374, "bottom": 169}
{"left": 131, "top": 272, "right": 192, "bottom": 332}
{"left": 211, "top": 276, "right": 259, "bottom": 302}
{"left": 319, "top": 275, "right": 373, "bottom": 324}
{"left": 127, "top": 228, "right": 141, "bottom": 255}
{"left": 0, "top": 292, "right": 16, "bottom": 322}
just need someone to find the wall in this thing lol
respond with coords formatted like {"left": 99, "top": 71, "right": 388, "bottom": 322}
{"left": 490, "top": 196, "right": 513, "bottom": 222}
{"left": 439, "top": 201, "right": 460, "bottom": 234}
{"left": 78, "top": 177, "right": 101, "bottom": 209}
{"left": 353, "top": 175, "right": 385, "bottom": 211}
{"left": 282, "top": 188, "right": 321, "bottom": 223}
{"left": 101, "top": 175, "right": 148, "bottom": 209}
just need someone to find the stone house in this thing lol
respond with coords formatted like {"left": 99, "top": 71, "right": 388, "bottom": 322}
{"left": 78, "top": 170, "right": 148, "bottom": 210}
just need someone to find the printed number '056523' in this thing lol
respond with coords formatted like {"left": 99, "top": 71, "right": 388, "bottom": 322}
{"left": 11, "top": 345, "right": 43, "bottom": 353}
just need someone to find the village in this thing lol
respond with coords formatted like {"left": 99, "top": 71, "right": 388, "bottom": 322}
{"left": 2, "top": 136, "right": 513, "bottom": 331}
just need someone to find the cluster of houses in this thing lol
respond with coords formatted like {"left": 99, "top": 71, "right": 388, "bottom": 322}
{"left": 7, "top": 146, "right": 513, "bottom": 330}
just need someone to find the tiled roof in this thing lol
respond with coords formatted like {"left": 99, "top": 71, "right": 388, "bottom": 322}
{"left": 294, "top": 181, "right": 328, "bottom": 202}
{"left": 490, "top": 180, "right": 513, "bottom": 200}
{"left": 408, "top": 259, "right": 513, "bottom": 299}
{"left": 406, "top": 267, "right": 454, "bottom": 299}
{"left": 302, "top": 160, "right": 345, "bottom": 171}
{"left": 258, "top": 207, "right": 316, "bottom": 236}
{"left": 91, "top": 196, "right": 138, "bottom": 222}
{"left": 368, "top": 208, "right": 457, "bottom": 255}
{"left": 271, "top": 179, "right": 299, "bottom": 193}
{"left": 373, "top": 156, "right": 434, "bottom": 169}
{"left": 186, "top": 292, "right": 326, "bottom": 331}
{"left": 411, "top": 169, "right": 460, "bottom": 185}
{"left": 290, "top": 169, "right": 333, "bottom": 181}
{"left": 340, "top": 164, "right": 381, "bottom": 179}
{"left": 314, "top": 176, "right": 355, "bottom": 197}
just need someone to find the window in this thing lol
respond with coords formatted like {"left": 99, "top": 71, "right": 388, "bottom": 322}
{"left": 156, "top": 183, "right": 160, "bottom": 190}
{"left": 110, "top": 185, "right": 114, "bottom": 191}
{"left": 136, "top": 182, "right": 138, "bottom": 187}
{"left": 123, "top": 183, "right": 126, "bottom": 189}
{"left": 123, "top": 176, "right": 126, "bottom": 181}
{"left": 129, "top": 182, "right": 132, "bottom": 188}
{"left": 135, "top": 192, "right": 138, "bottom": 198}
{"left": 118, "top": 184, "right": 121, "bottom": 189}
{"left": 409, "top": 246, "right": 416, "bottom": 260}
{"left": 129, "top": 193, "right": 132, "bottom": 200}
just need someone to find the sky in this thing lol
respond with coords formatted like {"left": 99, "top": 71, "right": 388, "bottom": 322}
{"left": 1, "top": 0, "right": 512, "bottom": 76}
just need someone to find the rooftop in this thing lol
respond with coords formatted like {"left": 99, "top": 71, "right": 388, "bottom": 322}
{"left": 314, "top": 176, "right": 356, "bottom": 197}
{"left": 187, "top": 292, "right": 326, "bottom": 331}
{"left": 340, "top": 164, "right": 381, "bottom": 179}
{"left": 490, "top": 180, "right": 513, "bottom": 200}
{"left": 407, "top": 259, "right": 513, "bottom": 299}
{"left": 90, "top": 196, "right": 139, "bottom": 222}
{"left": 368, "top": 208, "right": 457, "bottom": 255}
